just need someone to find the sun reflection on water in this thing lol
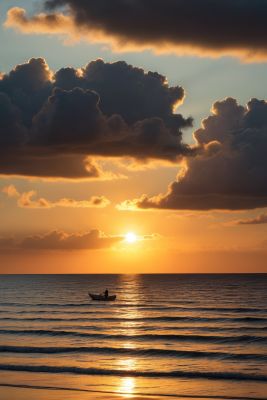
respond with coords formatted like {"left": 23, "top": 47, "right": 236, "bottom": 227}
{"left": 116, "top": 356, "right": 137, "bottom": 395}
{"left": 116, "top": 357, "right": 137, "bottom": 371}
{"left": 114, "top": 275, "right": 147, "bottom": 396}
{"left": 117, "top": 376, "right": 136, "bottom": 396}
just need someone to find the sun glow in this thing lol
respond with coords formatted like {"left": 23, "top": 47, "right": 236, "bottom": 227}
{"left": 126, "top": 233, "right": 136, "bottom": 242}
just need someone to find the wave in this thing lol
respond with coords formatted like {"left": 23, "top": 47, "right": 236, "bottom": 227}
{"left": 0, "top": 302, "right": 96, "bottom": 308}
{"left": 0, "top": 363, "right": 266, "bottom": 381}
{"left": 186, "top": 307, "right": 267, "bottom": 313}
{"left": 1, "top": 345, "right": 267, "bottom": 361}
{"left": 1, "top": 317, "right": 267, "bottom": 333}
{"left": 0, "top": 315, "right": 266, "bottom": 323}
{"left": 1, "top": 302, "right": 266, "bottom": 314}
{"left": 1, "top": 329, "right": 267, "bottom": 344}
{"left": 0, "top": 302, "right": 187, "bottom": 309}
{"left": 1, "top": 315, "right": 267, "bottom": 325}
{"left": 2, "top": 319, "right": 267, "bottom": 337}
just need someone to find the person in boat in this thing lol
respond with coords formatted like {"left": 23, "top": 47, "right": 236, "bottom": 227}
{"left": 104, "top": 289, "right": 108, "bottom": 298}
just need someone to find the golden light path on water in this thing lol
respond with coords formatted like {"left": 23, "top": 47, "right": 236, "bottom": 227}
{"left": 117, "top": 375, "right": 136, "bottom": 396}
{"left": 115, "top": 275, "right": 142, "bottom": 395}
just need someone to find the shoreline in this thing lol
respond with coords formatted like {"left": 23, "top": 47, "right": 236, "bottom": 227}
{"left": 1, "top": 384, "right": 266, "bottom": 400}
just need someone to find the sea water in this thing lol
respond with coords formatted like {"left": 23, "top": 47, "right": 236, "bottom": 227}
{"left": 0, "top": 274, "right": 266, "bottom": 399}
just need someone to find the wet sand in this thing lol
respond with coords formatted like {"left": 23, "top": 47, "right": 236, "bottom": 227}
{"left": 0, "top": 385, "right": 248, "bottom": 400}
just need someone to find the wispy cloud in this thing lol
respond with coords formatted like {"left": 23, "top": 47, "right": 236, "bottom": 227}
{"left": 2, "top": 184, "right": 20, "bottom": 198}
{"left": 2, "top": 186, "right": 110, "bottom": 209}
{"left": 223, "top": 213, "right": 267, "bottom": 226}
{"left": 207, "top": 212, "right": 267, "bottom": 228}
{"left": 167, "top": 213, "right": 214, "bottom": 219}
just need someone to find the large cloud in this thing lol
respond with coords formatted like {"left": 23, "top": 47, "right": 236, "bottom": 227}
{"left": 0, "top": 58, "right": 193, "bottom": 180}
{"left": 118, "top": 97, "right": 267, "bottom": 211}
{"left": 30, "top": 87, "right": 193, "bottom": 159}
{"left": 5, "top": 1, "right": 267, "bottom": 62}
{"left": 0, "top": 58, "right": 188, "bottom": 128}
{"left": 0, "top": 229, "right": 124, "bottom": 250}
{"left": 53, "top": 58, "right": 187, "bottom": 129}
{"left": 0, "top": 58, "right": 53, "bottom": 128}
{"left": 0, "top": 93, "right": 26, "bottom": 145}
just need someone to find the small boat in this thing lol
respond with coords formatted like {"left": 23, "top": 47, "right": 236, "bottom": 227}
{"left": 89, "top": 293, "right": 116, "bottom": 301}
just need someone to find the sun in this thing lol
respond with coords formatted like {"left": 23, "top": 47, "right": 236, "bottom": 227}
{"left": 126, "top": 233, "right": 136, "bottom": 242}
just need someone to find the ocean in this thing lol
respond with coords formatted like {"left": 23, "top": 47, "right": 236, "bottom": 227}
{"left": 0, "top": 274, "right": 267, "bottom": 399}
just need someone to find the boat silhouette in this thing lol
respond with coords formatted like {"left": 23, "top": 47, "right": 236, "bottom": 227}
{"left": 89, "top": 293, "right": 116, "bottom": 301}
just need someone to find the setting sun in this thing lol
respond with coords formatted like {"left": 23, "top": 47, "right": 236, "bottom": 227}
{"left": 126, "top": 233, "right": 136, "bottom": 242}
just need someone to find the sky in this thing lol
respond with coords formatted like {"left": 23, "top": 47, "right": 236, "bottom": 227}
{"left": 1, "top": 0, "right": 267, "bottom": 273}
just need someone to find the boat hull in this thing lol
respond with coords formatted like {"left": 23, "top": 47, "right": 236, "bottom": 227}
{"left": 89, "top": 293, "right": 116, "bottom": 301}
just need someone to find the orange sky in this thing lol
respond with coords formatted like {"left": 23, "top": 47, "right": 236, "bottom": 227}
{"left": 1, "top": 165, "right": 267, "bottom": 273}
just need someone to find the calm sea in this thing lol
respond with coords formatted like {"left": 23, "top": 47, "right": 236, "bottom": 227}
{"left": 0, "top": 274, "right": 267, "bottom": 399}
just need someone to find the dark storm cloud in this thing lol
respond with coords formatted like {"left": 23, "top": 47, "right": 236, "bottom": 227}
{"left": 118, "top": 97, "right": 267, "bottom": 211}
{"left": 54, "top": 59, "right": 187, "bottom": 129}
{"left": 0, "top": 58, "right": 53, "bottom": 128}
{"left": 30, "top": 86, "right": 193, "bottom": 160}
{"left": 0, "top": 152, "right": 109, "bottom": 180}
{"left": 0, "top": 93, "right": 26, "bottom": 145}
{"left": 0, "top": 58, "right": 188, "bottom": 129}
{"left": 0, "top": 229, "right": 124, "bottom": 250}
{"left": 0, "top": 58, "right": 193, "bottom": 179}
{"left": 5, "top": 1, "right": 267, "bottom": 62}
{"left": 0, "top": 58, "right": 52, "bottom": 95}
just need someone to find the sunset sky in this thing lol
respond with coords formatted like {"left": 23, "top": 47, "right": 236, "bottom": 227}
{"left": 1, "top": 0, "right": 267, "bottom": 273}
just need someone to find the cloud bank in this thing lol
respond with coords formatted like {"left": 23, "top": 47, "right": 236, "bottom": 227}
{"left": 0, "top": 58, "right": 193, "bottom": 180}
{"left": 5, "top": 1, "right": 267, "bottom": 62}
{"left": 0, "top": 229, "right": 161, "bottom": 251}
{"left": 0, "top": 229, "right": 124, "bottom": 250}
{"left": 118, "top": 97, "right": 267, "bottom": 211}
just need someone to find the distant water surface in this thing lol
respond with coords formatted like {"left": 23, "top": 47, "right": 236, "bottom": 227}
{"left": 0, "top": 274, "right": 267, "bottom": 399}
